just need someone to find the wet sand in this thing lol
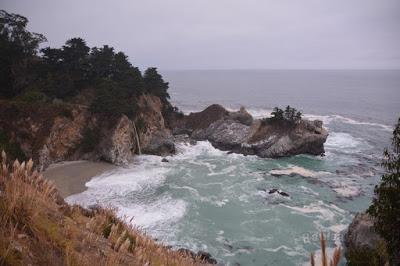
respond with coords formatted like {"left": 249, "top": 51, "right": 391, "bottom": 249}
{"left": 43, "top": 161, "right": 115, "bottom": 198}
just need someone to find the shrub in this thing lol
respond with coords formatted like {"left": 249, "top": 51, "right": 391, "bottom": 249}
{"left": 17, "top": 89, "right": 48, "bottom": 103}
{"left": 0, "top": 130, "right": 26, "bottom": 162}
{"left": 346, "top": 240, "right": 389, "bottom": 266}
{"left": 59, "top": 108, "right": 73, "bottom": 119}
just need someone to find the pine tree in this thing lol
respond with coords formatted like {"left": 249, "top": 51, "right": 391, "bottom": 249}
{"left": 143, "top": 67, "right": 170, "bottom": 100}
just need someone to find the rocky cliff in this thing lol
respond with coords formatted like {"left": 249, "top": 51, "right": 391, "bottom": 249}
{"left": 136, "top": 95, "right": 175, "bottom": 156}
{"left": 343, "top": 213, "right": 391, "bottom": 264}
{"left": 172, "top": 104, "right": 328, "bottom": 158}
{"left": 0, "top": 96, "right": 174, "bottom": 170}
{"left": 0, "top": 100, "right": 327, "bottom": 169}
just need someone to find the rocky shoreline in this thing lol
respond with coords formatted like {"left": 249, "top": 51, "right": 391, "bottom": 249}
{"left": 1, "top": 100, "right": 328, "bottom": 172}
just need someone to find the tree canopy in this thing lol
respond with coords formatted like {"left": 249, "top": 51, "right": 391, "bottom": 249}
{"left": 0, "top": 9, "right": 171, "bottom": 118}
{"left": 0, "top": 10, "right": 46, "bottom": 98}
{"left": 264, "top": 106, "right": 302, "bottom": 125}
{"left": 143, "top": 67, "right": 170, "bottom": 100}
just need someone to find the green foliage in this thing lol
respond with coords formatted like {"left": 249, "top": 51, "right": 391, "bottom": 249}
{"left": 262, "top": 106, "right": 302, "bottom": 125}
{"left": 17, "top": 89, "right": 48, "bottom": 103}
{"left": 367, "top": 117, "right": 400, "bottom": 264}
{"left": 90, "top": 79, "right": 138, "bottom": 117}
{"left": 347, "top": 240, "right": 389, "bottom": 266}
{"left": 0, "top": 10, "right": 46, "bottom": 98}
{"left": 143, "top": 67, "right": 170, "bottom": 101}
{"left": 0, "top": 9, "right": 171, "bottom": 119}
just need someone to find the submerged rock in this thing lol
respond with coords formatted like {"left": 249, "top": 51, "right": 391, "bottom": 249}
{"left": 268, "top": 188, "right": 290, "bottom": 197}
{"left": 173, "top": 105, "right": 328, "bottom": 158}
{"left": 161, "top": 158, "right": 169, "bottom": 162}
{"left": 178, "top": 248, "right": 217, "bottom": 264}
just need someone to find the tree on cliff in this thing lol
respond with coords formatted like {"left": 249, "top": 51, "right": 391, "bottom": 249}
{"left": 368, "top": 117, "right": 400, "bottom": 264}
{"left": 41, "top": 38, "right": 90, "bottom": 98}
{"left": 143, "top": 67, "right": 170, "bottom": 101}
{"left": 0, "top": 9, "right": 173, "bottom": 120}
{"left": 0, "top": 10, "right": 46, "bottom": 98}
{"left": 268, "top": 106, "right": 302, "bottom": 125}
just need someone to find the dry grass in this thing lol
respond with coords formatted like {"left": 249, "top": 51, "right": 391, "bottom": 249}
{"left": 310, "top": 232, "right": 341, "bottom": 266}
{"left": 0, "top": 151, "right": 211, "bottom": 266}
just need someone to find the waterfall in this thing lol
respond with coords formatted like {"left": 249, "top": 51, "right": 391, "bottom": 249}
{"left": 132, "top": 120, "right": 141, "bottom": 155}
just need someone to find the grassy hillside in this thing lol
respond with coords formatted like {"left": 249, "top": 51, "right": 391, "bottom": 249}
{"left": 0, "top": 152, "right": 210, "bottom": 266}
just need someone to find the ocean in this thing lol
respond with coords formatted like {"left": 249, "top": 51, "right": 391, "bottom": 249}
{"left": 67, "top": 70, "right": 400, "bottom": 265}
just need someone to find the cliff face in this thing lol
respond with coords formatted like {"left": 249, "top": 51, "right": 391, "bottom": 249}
{"left": 0, "top": 101, "right": 326, "bottom": 169}
{"left": 0, "top": 96, "right": 174, "bottom": 170}
{"left": 0, "top": 102, "right": 87, "bottom": 170}
{"left": 137, "top": 95, "right": 175, "bottom": 156}
{"left": 172, "top": 105, "right": 328, "bottom": 158}
{"left": 343, "top": 213, "right": 392, "bottom": 265}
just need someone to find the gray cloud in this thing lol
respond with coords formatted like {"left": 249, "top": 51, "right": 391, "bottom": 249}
{"left": 2, "top": 0, "right": 400, "bottom": 69}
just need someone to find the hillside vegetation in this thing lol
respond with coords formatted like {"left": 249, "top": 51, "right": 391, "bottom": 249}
{"left": 0, "top": 151, "right": 210, "bottom": 265}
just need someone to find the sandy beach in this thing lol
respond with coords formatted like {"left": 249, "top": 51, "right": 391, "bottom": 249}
{"left": 43, "top": 161, "right": 116, "bottom": 198}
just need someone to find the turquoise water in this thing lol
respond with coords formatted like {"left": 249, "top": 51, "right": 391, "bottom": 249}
{"left": 67, "top": 70, "right": 399, "bottom": 265}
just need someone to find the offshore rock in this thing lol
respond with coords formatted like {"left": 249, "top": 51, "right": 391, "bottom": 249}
{"left": 175, "top": 105, "right": 328, "bottom": 158}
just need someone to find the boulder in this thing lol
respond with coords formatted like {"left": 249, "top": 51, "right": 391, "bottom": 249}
{"left": 344, "top": 213, "right": 385, "bottom": 252}
{"left": 343, "top": 213, "right": 394, "bottom": 264}
{"left": 192, "top": 119, "right": 251, "bottom": 153}
{"left": 174, "top": 104, "right": 229, "bottom": 134}
{"left": 177, "top": 248, "right": 217, "bottom": 264}
{"left": 228, "top": 107, "right": 253, "bottom": 126}
{"left": 142, "top": 131, "right": 175, "bottom": 156}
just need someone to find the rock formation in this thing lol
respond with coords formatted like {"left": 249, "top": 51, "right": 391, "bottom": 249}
{"left": 97, "top": 115, "right": 137, "bottom": 165}
{"left": 137, "top": 95, "right": 175, "bottom": 156}
{"left": 343, "top": 213, "right": 392, "bottom": 264}
{"left": 172, "top": 105, "right": 328, "bottom": 158}
{"left": 0, "top": 95, "right": 176, "bottom": 170}
{"left": 344, "top": 213, "right": 385, "bottom": 252}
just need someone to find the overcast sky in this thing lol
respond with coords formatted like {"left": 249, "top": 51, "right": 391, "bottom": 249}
{"left": 2, "top": 0, "right": 400, "bottom": 70}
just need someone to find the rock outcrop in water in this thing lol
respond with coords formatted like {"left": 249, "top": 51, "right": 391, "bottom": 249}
{"left": 172, "top": 105, "right": 328, "bottom": 158}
